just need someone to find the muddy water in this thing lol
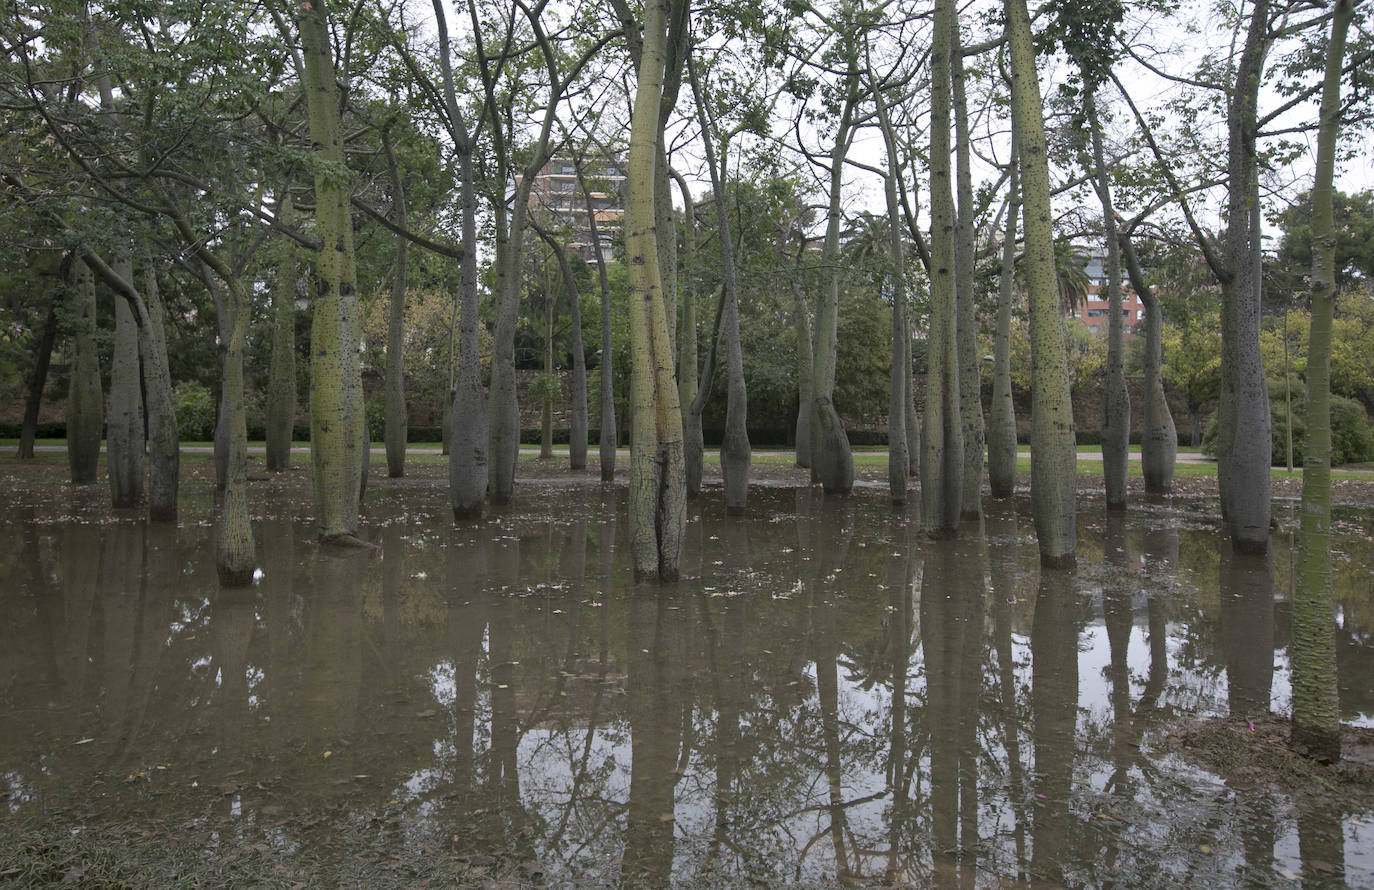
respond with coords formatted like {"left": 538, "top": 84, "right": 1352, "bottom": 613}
{"left": 2, "top": 483, "right": 1372, "bottom": 888}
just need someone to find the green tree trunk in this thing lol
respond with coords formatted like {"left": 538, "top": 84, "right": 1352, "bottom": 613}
{"left": 1120, "top": 233, "right": 1176, "bottom": 492}
{"left": 140, "top": 266, "right": 179, "bottom": 521}
{"left": 923, "top": 0, "right": 964, "bottom": 535}
{"left": 1290, "top": 0, "right": 1352, "bottom": 763}
{"left": 869, "top": 68, "right": 907, "bottom": 505}
{"left": 673, "top": 170, "right": 700, "bottom": 468}
{"left": 952, "top": 12, "right": 984, "bottom": 520}
{"left": 383, "top": 130, "right": 409, "bottom": 478}
{"left": 107, "top": 258, "right": 145, "bottom": 509}
{"left": 298, "top": 0, "right": 364, "bottom": 543}
{"left": 988, "top": 144, "right": 1020, "bottom": 499}
{"left": 576, "top": 156, "right": 616, "bottom": 483}
{"left": 265, "top": 192, "right": 298, "bottom": 473}
{"left": 625, "top": 0, "right": 686, "bottom": 581}
{"left": 216, "top": 279, "right": 256, "bottom": 586}
{"left": 1006, "top": 0, "right": 1076, "bottom": 566}
{"left": 791, "top": 281, "right": 814, "bottom": 469}
{"left": 66, "top": 259, "right": 103, "bottom": 485}
{"left": 1087, "top": 94, "right": 1129, "bottom": 511}
{"left": 541, "top": 278, "right": 555, "bottom": 460}
{"left": 686, "top": 283, "right": 725, "bottom": 496}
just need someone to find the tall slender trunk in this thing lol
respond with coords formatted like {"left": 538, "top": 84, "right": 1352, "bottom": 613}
{"left": 140, "top": 266, "right": 178, "bottom": 521}
{"left": 383, "top": 129, "right": 409, "bottom": 478}
{"left": 266, "top": 192, "right": 298, "bottom": 473}
{"left": 19, "top": 300, "right": 58, "bottom": 460}
{"left": 690, "top": 55, "right": 750, "bottom": 514}
{"left": 673, "top": 170, "right": 700, "bottom": 465}
{"left": 923, "top": 0, "right": 964, "bottom": 535}
{"left": 868, "top": 65, "right": 907, "bottom": 505}
{"left": 1217, "top": 0, "right": 1272, "bottom": 552}
{"left": 1120, "top": 232, "right": 1176, "bottom": 492}
{"left": 988, "top": 143, "right": 1020, "bottom": 499}
{"left": 812, "top": 76, "right": 858, "bottom": 494}
{"left": 1006, "top": 0, "right": 1076, "bottom": 566}
{"left": 952, "top": 11, "right": 984, "bottom": 520}
{"left": 542, "top": 277, "right": 555, "bottom": 460}
{"left": 66, "top": 259, "right": 103, "bottom": 485}
{"left": 1087, "top": 93, "right": 1129, "bottom": 510}
{"left": 107, "top": 258, "right": 145, "bottom": 508}
{"left": 575, "top": 157, "right": 617, "bottom": 482}
{"left": 210, "top": 272, "right": 230, "bottom": 489}
{"left": 298, "top": 0, "right": 363, "bottom": 542}
{"left": 792, "top": 278, "right": 814, "bottom": 468}
{"left": 431, "top": 0, "right": 487, "bottom": 519}
{"left": 686, "top": 283, "right": 725, "bottom": 495}
{"left": 625, "top": 0, "right": 686, "bottom": 580}
{"left": 216, "top": 279, "right": 256, "bottom": 586}
{"left": 1290, "top": 0, "right": 1352, "bottom": 762}
{"left": 563, "top": 246, "right": 589, "bottom": 471}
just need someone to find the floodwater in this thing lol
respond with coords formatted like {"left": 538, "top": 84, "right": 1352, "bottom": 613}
{"left": 2, "top": 480, "right": 1373, "bottom": 888}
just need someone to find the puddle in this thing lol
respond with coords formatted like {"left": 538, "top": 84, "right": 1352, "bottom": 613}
{"left": 1, "top": 481, "right": 1372, "bottom": 888}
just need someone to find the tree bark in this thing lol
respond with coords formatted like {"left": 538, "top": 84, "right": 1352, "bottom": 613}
{"left": 18, "top": 301, "right": 58, "bottom": 460}
{"left": 298, "top": 0, "right": 364, "bottom": 543}
{"left": 265, "top": 192, "right": 298, "bottom": 473}
{"left": 625, "top": 0, "right": 687, "bottom": 581}
{"left": 1120, "top": 232, "right": 1176, "bottom": 492}
{"left": 66, "top": 258, "right": 103, "bottom": 485}
{"left": 216, "top": 278, "right": 256, "bottom": 586}
{"left": 1086, "top": 93, "right": 1129, "bottom": 511}
{"left": 1006, "top": 0, "right": 1076, "bottom": 566}
{"left": 672, "top": 169, "right": 700, "bottom": 468}
{"left": 574, "top": 154, "right": 616, "bottom": 483}
{"left": 383, "top": 129, "right": 409, "bottom": 478}
{"left": 952, "top": 9, "right": 984, "bottom": 520}
{"left": 1290, "top": 0, "right": 1351, "bottom": 763}
{"left": 791, "top": 278, "right": 814, "bottom": 469}
{"left": 988, "top": 141, "right": 1020, "bottom": 499}
{"left": 140, "top": 266, "right": 179, "bottom": 521}
{"left": 107, "top": 257, "right": 145, "bottom": 508}
{"left": 923, "top": 0, "right": 964, "bottom": 535}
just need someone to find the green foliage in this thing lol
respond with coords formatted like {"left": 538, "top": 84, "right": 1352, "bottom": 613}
{"left": 1201, "top": 378, "right": 1374, "bottom": 466}
{"left": 173, "top": 382, "right": 216, "bottom": 441}
{"left": 1269, "top": 189, "right": 1374, "bottom": 310}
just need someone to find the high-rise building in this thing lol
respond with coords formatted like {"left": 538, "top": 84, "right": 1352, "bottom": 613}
{"left": 1071, "top": 253, "right": 1148, "bottom": 335}
{"left": 526, "top": 155, "right": 627, "bottom": 263}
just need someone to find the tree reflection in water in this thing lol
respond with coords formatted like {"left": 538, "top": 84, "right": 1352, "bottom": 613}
{"left": 1, "top": 485, "right": 1371, "bottom": 888}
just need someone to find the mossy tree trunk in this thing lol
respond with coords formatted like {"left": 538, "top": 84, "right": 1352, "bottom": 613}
{"left": 298, "top": 0, "right": 364, "bottom": 542}
{"left": 923, "top": 0, "right": 964, "bottom": 535}
{"left": 1086, "top": 93, "right": 1129, "bottom": 511}
{"left": 1006, "top": 0, "right": 1076, "bottom": 566}
{"left": 625, "top": 0, "right": 687, "bottom": 581}
{"left": 988, "top": 141, "right": 1020, "bottom": 499}
{"left": 1290, "top": 0, "right": 1352, "bottom": 763}
{"left": 265, "top": 191, "right": 298, "bottom": 473}
{"left": 66, "top": 258, "right": 103, "bottom": 485}
{"left": 1120, "top": 232, "right": 1176, "bottom": 492}
{"left": 216, "top": 277, "right": 256, "bottom": 586}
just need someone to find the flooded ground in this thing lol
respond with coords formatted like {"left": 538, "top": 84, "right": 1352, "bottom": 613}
{"left": 2, "top": 472, "right": 1374, "bottom": 888}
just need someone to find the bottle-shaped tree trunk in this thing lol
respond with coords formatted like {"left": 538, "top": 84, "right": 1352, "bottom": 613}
{"left": 216, "top": 278, "right": 256, "bottom": 586}
{"left": 952, "top": 10, "right": 984, "bottom": 520}
{"left": 1005, "top": 0, "right": 1076, "bottom": 566}
{"left": 382, "top": 129, "right": 409, "bottom": 478}
{"left": 1120, "top": 233, "right": 1176, "bottom": 492}
{"left": 141, "top": 266, "right": 179, "bottom": 521}
{"left": 107, "top": 257, "right": 145, "bottom": 509}
{"left": 574, "top": 152, "right": 616, "bottom": 482}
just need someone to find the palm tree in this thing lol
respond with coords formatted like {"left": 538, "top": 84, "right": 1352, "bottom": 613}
{"left": 1053, "top": 239, "right": 1091, "bottom": 316}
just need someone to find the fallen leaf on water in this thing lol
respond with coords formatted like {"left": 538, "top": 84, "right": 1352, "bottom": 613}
{"left": 415, "top": 709, "right": 438, "bottom": 718}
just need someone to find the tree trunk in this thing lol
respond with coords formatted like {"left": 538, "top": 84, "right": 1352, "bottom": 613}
{"left": 625, "top": 0, "right": 686, "bottom": 581}
{"left": 563, "top": 248, "right": 588, "bottom": 471}
{"left": 574, "top": 153, "right": 616, "bottom": 482}
{"left": 298, "top": 0, "right": 364, "bottom": 543}
{"left": 542, "top": 278, "right": 555, "bottom": 460}
{"left": 1087, "top": 94, "right": 1129, "bottom": 511}
{"left": 66, "top": 259, "right": 103, "bottom": 485}
{"left": 383, "top": 130, "right": 409, "bottom": 478}
{"left": 19, "top": 301, "right": 58, "bottom": 460}
{"left": 952, "top": 11, "right": 984, "bottom": 520}
{"left": 266, "top": 192, "right": 298, "bottom": 473}
{"left": 217, "top": 278, "right": 256, "bottom": 586}
{"left": 923, "top": 0, "right": 964, "bottom": 535}
{"left": 107, "top": 258, "right": 145, "bottom": 509}
{"left": 1006, "top": 0, "right": 1076, "bottom": 567}
{"left": 1290, "top": 0, "right": 1351, "bottom": 763}
{"left": 430, "top": 0, "right": 487, "bottom": 519}
{"left": 988, "top": 143, "right": 1020, "bottom": 499}
{"left": 1120, "top": 232, "right": 1176, "bottom": 492}
{"left": 210, "top": 272, "right": 230, "bottom": 490}
{"left": 673, "top": 170, "right": 700, "bottom": 467}
{"left": 869, "top": 69, "right": 907, "bottom": 505}
{"left": 812, "top": 77, "right": 858, "bottom": 495}
{"left": 687, "top": 283, "right": 725, "bottom": 496}
{"left": 141, "top": 266, "right": 179, "bottom": 521}
{"left": 1217, "top": 0, "right": 1272, "bottom": 553}
{"left": 792, "top": 281, "right": 814, "bottom": 469}
{"left": 690, "top": 56, "right": 750, "bottom": 514}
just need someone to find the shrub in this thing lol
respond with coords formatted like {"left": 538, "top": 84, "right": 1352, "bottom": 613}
{"left": 1201, "top": 378, "right": 1374, "bottom": 466}
{"left": 174, "top": 382, "right": 217, "bottom": 441}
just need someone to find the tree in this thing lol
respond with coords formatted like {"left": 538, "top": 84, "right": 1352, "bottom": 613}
{"left": 1006, "top": 0, "right": 1077, "bottom": 567}
{"left": 1120, "top": 232, "right": 1177, "bottom": 492}
{"left": 988, "top": 137, "right": 1020, "bottom": 500}
{"left": 1291, "top": 0, "right": 1353, "bottom": 763}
